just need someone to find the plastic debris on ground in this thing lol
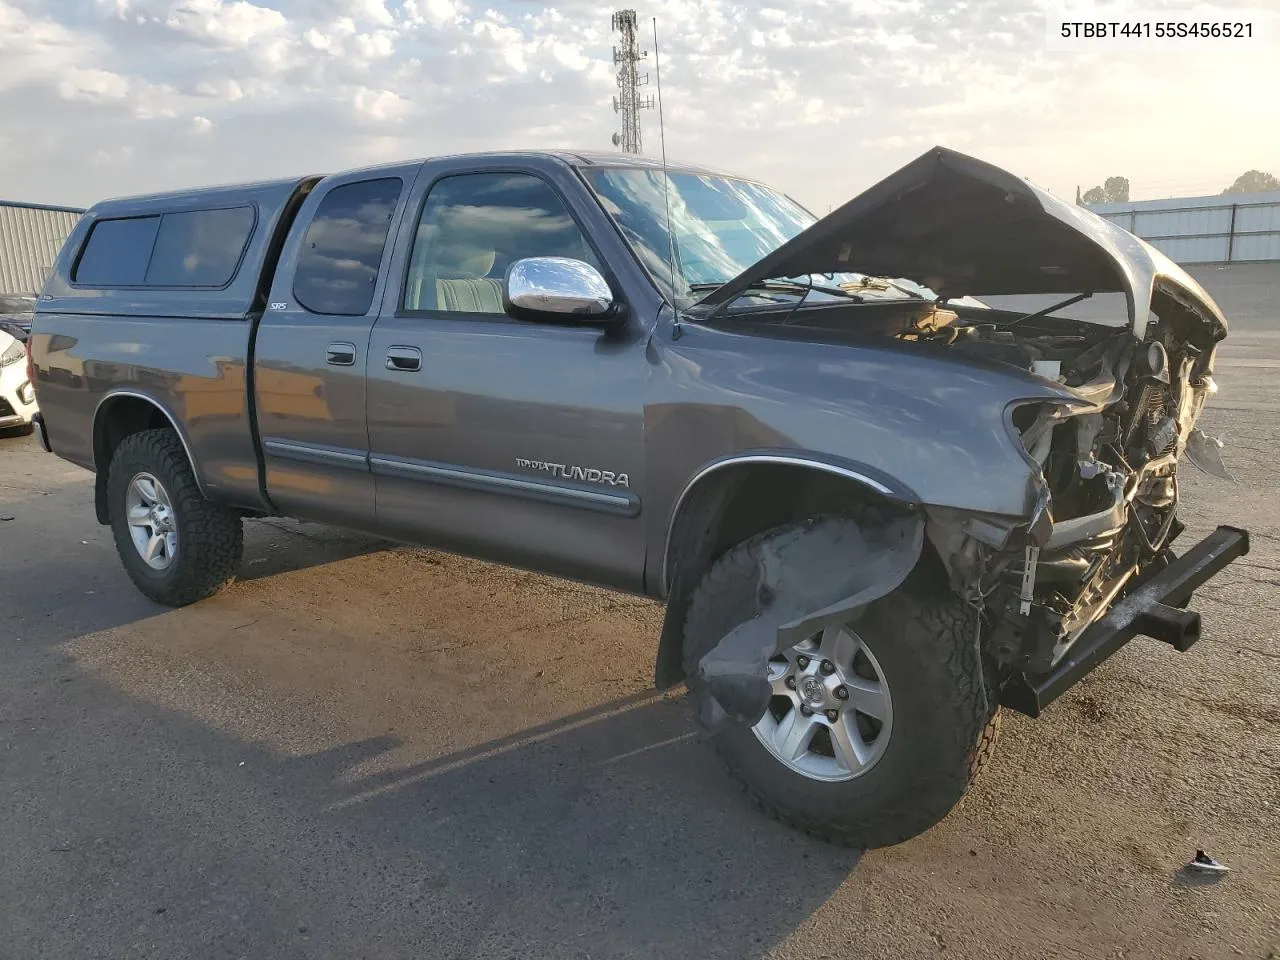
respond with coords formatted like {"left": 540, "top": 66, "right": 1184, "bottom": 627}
{"left": 1186, "top": 850, "right": 1230, "bottom": 875}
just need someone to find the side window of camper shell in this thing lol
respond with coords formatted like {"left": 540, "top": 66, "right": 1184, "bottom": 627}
{"left": 73, "top": 206, "right": 256, "bottom": 288}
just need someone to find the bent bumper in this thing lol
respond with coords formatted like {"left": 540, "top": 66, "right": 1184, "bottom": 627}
{"left": 1000, "top": 525, "right": 1249, "bottom": 717}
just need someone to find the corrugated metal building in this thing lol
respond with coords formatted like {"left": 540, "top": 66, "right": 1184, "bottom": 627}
{"left": 1088, "top": 190, "right": 1280, "bottom": 264}
{"left": 0, "top": 200, "right": 84, "bottom": 296}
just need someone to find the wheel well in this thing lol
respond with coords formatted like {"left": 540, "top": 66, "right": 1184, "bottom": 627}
{"left": 654, "top": 462, "right": 919, "bottom": 689}
{"left": 91, "top": 396, "right": 180, "bottom": 525}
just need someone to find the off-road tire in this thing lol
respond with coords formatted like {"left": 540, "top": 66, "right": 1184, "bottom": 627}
{"left": 106, "top": 428, "right": 243, "bottom": 607}
{"left": 683, "top": 522, "right": 1000, "bottom": 848}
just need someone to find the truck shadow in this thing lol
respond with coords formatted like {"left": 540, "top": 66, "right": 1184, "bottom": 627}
{"left": 0, "top": 477, "right": 387, "bottom": 640}
{"left": 286, "top": 694, "right": 860, "bottom": 957}
{"left": 4, "top": 665, "right": 857, "bottom": 959}
{"left": 237, "top": 516, "right": 388, "bottom": 581}
{"left": 2, "top": 476, "right": 858, "bottom": 959}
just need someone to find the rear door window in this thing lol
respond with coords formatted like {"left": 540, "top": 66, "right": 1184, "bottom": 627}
{"left": 293, "top": 178, "right": 403, "bottom": 316}
{"left": 74, "top": 216, "right": 161, "bottom": 285}
{"left": 144, "top": 207, "right": 256, "bottom": 287}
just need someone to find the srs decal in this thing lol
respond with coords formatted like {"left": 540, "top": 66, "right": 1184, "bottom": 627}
{"left": 516, "top": 458, "right": 630, "bottom": 488}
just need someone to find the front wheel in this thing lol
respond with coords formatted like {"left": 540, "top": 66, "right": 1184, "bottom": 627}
{"left": 683, "top": 524, "right": 1000, "bottom": 848}
{"left": 106, "top": 429, "right": 244, "bottom": 607}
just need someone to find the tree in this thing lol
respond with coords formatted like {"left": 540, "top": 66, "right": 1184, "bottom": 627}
{"left": 1103, "top": 176, "right": 1130, "bottom": 202}
{"left": 1223, "top": 170, "right": 1280, "bottom": 195}
{"left": 1079, "top": 176, "right": 1129, "bottom": 205}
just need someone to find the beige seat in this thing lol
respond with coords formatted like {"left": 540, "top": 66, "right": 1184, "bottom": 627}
{"left": 406, "top": 239, "right": 503, "bottom": 313}
{"left": 435, "top": 276, "right": 504, "bottom": 313}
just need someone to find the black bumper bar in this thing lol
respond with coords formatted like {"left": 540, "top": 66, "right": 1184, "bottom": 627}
{"left": 1001, "top": 525, "right": 1249, "bottom": 718}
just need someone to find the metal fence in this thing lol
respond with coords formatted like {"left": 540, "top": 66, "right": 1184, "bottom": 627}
{"left": 0, "top": 200, "right": 84, "bottom": 296}
{"left": 1088, "top": 191, "right": 1280, "bottom": 264}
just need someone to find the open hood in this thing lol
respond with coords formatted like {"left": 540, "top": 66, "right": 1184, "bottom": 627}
{"left": 692, "top": 147, "right": 1226, "bottom": 340}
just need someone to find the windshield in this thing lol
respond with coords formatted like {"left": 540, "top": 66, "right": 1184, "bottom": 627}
{"left": 581, "top": 166, "right": 937, "bottom": 310}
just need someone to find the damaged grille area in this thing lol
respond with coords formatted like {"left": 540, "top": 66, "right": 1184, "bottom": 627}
{"left": 976, "top": 312, "right": 1218, "bottom": 679}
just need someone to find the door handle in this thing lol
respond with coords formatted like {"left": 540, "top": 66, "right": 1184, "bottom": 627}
{"left": 385, "top": 345, "right": 422, "bottom": 372}
{"left": 326, "top": 342, "right": 356, "bottom": 366}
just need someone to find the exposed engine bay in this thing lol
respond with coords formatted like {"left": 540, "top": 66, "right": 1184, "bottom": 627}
{"left": 917, "top": 297, "right": 1224, "bottom": 678}
{"left": 732, "top": 291, "right": 1230, "bottom": 684}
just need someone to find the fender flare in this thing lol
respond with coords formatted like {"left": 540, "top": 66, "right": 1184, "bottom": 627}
{"left": 91, "top": 389, "right": 206, "bottom": 524}
{"left": 653, "top": 450, "right": 922, "bottom": 689}
{"left": 695, "top": 514, "right": 925, "bottom": 727}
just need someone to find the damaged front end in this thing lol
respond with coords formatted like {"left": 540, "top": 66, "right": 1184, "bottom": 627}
{"left": 688, "top": 146, "right": 1249, "bottom": 726}
{"left": 924, "top": 295, "right": 1248, "bottom": 715}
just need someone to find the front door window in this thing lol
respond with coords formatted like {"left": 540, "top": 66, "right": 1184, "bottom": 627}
{"left": 403, "top": 172, "right": 600, "bottom": 315}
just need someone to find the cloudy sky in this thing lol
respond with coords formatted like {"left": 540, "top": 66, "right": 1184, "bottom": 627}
{"left": 1, "top": 0, "right": 1277, "bottom": 212}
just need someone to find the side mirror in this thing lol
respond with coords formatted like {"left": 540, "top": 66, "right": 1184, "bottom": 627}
{"left": 503, "top": 257, "right": 616, "bottom": 322}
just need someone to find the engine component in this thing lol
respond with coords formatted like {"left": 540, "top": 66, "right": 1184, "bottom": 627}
{"left": 1134, "top": 339, "right": 1170, "bottom": 383}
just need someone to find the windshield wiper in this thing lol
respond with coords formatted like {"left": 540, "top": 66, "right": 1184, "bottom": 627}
{"left": 839, "top": 276, "right": 926, "bottom": 300}
{"left": 688, "top": 279, "right": 864, "bottom": 300}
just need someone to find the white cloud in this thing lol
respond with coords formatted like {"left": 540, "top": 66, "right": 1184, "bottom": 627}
{"left": 551, "top": 41, "right": 588, "bottom": 70}
{"left": 161, "top": 0, "right": 288, "bottom": 47}
{"left": 406, "top": 0, "right": 459, "bottom": 28}
{"left": 472, "top": 14, "right": 531, "bottom": 75}
{"left": 0, "top": 1, "right": 88, "bottom": 91}
{"left": 128, "top": 81, "right": 180, "bottom": 118}
{"left": 344, "top": 0, "right": 394, "bottom": 26}
{"left": 353, "top": 31, "right": 395, "bottom": 60}
{"left": 0, "top": 0, "right": 1277, "bottom": 212}
{"left": 303, "top": 17, "right": 358, "bottom": 56}
{"left": 58, "top": 67, "right": 131, "bottom": 103}
{"left": 195, "top": 77, "right": 245, "bottom": 100}
{"left": 352, "top": 86, "right": 413, "bottom": 121}
{"left": 304, "top": 28, "right": 332, "bottom": 50}
{"left": 55, "top": 66, "right": 178, "bottom": 118}
{"left": 97, "top": 0, "right": 134, "bottom": 19}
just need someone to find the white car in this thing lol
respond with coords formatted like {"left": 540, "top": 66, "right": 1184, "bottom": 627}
{"left": 0, "top": 324, "right": 37, "bottom": 434}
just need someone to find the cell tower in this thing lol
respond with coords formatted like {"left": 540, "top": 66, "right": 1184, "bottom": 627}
{"left": 611, "top": 10, "right": 654, "bottom": 154}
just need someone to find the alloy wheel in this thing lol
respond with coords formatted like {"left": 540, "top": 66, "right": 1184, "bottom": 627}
{"left": 752, "top": 625, "right": 893, "bottom": 782}
{"left": 124, "top": 472, "right": 179, "bottom": 571}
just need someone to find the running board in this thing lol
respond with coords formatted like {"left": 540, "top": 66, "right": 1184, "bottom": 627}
{"left": 1000, "top": 525, "right": 1249, "bottom": 718}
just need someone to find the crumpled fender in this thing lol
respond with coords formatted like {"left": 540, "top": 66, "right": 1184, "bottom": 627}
{"left": 694, "top": 513, "right": 924, "bottom": 731}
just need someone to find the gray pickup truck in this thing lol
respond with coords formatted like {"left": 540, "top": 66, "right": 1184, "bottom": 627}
{"left": 29, "top": 146, "right": 1248, "bottom": 848}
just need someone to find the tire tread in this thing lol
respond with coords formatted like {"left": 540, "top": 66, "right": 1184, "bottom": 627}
{"left": 107, "top": 428, "right": 243, "bottom": 607}
{"left": 683, "top": 522, "right": 1000, "bottom": 848}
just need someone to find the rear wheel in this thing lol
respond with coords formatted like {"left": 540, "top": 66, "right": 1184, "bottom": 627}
{"left": 683, "top": 521, "right": 1000, "bottom": 848}
{"left": 106, "top": 429, "right": 243, "bottom": 606}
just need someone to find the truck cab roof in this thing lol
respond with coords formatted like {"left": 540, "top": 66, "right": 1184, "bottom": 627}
{"left": 82, "top": 150, "right": 740, "bottom": 217}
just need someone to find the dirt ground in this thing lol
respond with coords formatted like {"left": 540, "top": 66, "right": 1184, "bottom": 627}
{"left": 1, "top": 263, "right": 1277, "bottom": 959}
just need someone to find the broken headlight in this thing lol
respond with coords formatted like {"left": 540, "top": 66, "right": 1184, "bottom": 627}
{"left": 1006, "top": 399, "right": 1086, "bottom": 548}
